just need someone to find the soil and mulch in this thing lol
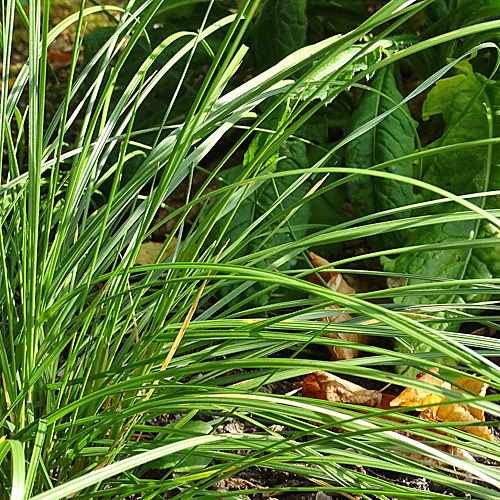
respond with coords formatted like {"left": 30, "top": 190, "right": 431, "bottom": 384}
{"left": 141, "top": 337, "right": 500, "bottom": 499}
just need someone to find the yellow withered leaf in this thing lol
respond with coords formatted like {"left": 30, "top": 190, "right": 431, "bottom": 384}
{"left": 391, "top": 370, "right": 494, "bottom": 441}
{"left": 135, "top": 238, "right": 177, "bottom": 266}
{"left": 436, "top": 377, "right": 492, "bottom": 441}
{"left": 390, "top": 368, "right": 448, "bottom": 409}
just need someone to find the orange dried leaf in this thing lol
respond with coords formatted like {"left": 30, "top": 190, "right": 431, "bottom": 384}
{"left": 47, "top": 51, "right": 73, "bottom": 63}
{"left": 299, "top": 371, "right": 382, "bottom": 407}
{"left": 47, "top": 51, "right": 83, "bottom": 69}
{"left": 299, "top": 373, "right": 479, "bottom": 462}
{"left": 298, "top": 373, "right": 326, "bottom": 401}
{"left": 435, "top": 404, "right": 493, "bottom": 441}
{"left": 435, "top": 377, "right": 492, "bottom": 441}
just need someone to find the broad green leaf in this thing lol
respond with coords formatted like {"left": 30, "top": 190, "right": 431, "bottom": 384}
{"left": 251, "top": 0, "right": 307, "bottom": 69}
{"left": 388, "top": 61, "right": 500, "bottom": 296}
{"left": 383, "top": 62, "right": 500, "bottom": 370}
{"left": 306, "top": 0, "right": 369, "bottom": 42}
{"left": 421, "top": 61, "right": 500, "bottom": 202}
{"left": 346, "top": 67, "right": 416, "bottom": 249}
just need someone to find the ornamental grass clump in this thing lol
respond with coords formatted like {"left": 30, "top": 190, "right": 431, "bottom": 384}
{"left": 2, "top": 1, "right": 500, "bottom": 499}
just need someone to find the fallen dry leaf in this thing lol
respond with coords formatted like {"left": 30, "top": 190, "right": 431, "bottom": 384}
{"left": 299, "top": 371, "right": 383, "bottom": 407}
{"left": 390, "top": 368, "right": 447, "bottom": 409}
{"left": 391, "top": 370, "right": 494, "bottom": 441}
{"left": 457, "top": 378, "right": 488, "bottom": 422}
{"left": 135, "top": 238, "right": 177, "bottom": 266}
{"left": 47, "top": 50, "right": 83, "bottom": 70}
{"left": 309, "top": 252, "right": 356, "bottom": 296}
{"left": 299, "top": 371, "right": 477, "bottom": 465}
{"left": 438, "top": 377, "right": 491, "bottom": 441}
{"left": 309, "top": 252, "right": 367, "bottom": 359}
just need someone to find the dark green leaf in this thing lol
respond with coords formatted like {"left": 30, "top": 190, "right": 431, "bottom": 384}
{"left": 251, "top": 0, "right": 308, "bottom": 69}
{"left": 346, "top": 67, "right": 416, "bottom": 249}
{"left": 306, "top": 0, "right": 369, "bottom": 42}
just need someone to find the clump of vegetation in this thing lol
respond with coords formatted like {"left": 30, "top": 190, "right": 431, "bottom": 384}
{"left": 2, "top": 1, "right": 500, "bottom": 499}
